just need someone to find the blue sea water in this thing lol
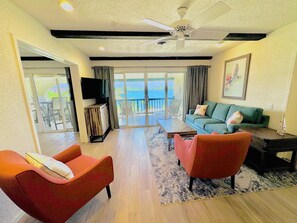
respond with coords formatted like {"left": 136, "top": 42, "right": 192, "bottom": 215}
{"left": 115, "top": 80, "right": 174, "bottom": 99}
{"left": 124, "top": 90, "right": 174, "bottom": 99}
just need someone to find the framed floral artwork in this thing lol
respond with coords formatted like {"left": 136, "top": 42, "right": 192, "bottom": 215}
{"left": 222, "top": 54, "right": 251, "bottom": 100}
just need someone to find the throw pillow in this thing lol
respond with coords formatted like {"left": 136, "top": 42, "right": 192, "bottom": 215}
{"left": 226, "top": 111, "right": 244, "bottom": 127}
{"left": 194, "top": 104, "right": 208, "bottom": 116}
{"left": 26, "top": 152, "right": 74, "bottom": 180}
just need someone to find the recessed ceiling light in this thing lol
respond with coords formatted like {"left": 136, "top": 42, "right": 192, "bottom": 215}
{"left": 98, "top": 46, "right": 106, "bottom": 51}
{"left": 59, "top": 0, "right": 74, "bottom": 11}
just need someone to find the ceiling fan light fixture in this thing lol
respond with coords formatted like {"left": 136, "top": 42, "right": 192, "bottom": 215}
{"left": 59, "top": 0, "right": 74, "bottom": 11}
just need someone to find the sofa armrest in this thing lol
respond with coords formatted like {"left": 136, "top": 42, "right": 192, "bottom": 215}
{"left": 189, "top": 109, "right": 195, "bottom": 115}
{"left": 228, "top": 123, "right": 266, "bottom": 133}
{"left": 52, "top": 144, "right": 82, "bottom": 163}
{"left": 259, "top": 115, "right": 270, "bottom": 127}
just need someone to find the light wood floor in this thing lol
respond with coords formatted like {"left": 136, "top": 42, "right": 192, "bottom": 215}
{"left": 18, "top": 128, "right": 297, "bottom": 223}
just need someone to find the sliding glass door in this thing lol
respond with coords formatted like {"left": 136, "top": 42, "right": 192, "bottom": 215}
{"left": 114, "top": 71, "right": 184, "bottom": 127}
{"left": 147, "top": 73, "right": 166, "bottom": 125}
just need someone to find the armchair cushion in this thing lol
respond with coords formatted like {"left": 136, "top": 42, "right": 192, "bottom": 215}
{"left": 26, "top": 152, "right": 74, "bottom": 180}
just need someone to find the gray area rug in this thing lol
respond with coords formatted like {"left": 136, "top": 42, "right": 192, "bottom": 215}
{"left": 144, "top": 128, "right": 297, "bottom": 205}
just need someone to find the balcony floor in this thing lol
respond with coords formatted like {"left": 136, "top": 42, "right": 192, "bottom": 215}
{"left": 118, "top": 113, "right": 182, "bottom": 127}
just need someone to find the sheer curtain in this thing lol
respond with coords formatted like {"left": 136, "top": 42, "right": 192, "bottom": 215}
{"left": 93, "top": 66, "right": 119, "bottom": 129}
{"left": 183, "top": 66, "right": 209, "bottom": 120}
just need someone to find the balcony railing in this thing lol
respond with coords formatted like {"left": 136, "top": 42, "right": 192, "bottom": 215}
{"left": 116, "top": 98, "right": 174, "bottom": 114}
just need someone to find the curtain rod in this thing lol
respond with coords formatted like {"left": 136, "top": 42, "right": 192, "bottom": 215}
{"left": 92, "top": 65, "right": 211, "bottom": 69}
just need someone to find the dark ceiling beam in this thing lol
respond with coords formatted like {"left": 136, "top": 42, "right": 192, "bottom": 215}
{"left": 89, "top": 56, "right": 212, "bottom": 61}
{"left": 51, "top": 30, "right": 266, "bottom": 41}
{"left": 51, "top": 30, "right": 168, "bottom": 39}
{"left": 224, "top": 33, "right": 266, "bottom": 41}
{"left": 21, "top": 56, "right": 53, "bottom": 61}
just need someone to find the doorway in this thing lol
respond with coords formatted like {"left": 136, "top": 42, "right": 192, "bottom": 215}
{"left": 114, "top": 72, "right": 184, "bottom": 127}
{"left": 24, "top": 69, "right": 76, "bottom": 133}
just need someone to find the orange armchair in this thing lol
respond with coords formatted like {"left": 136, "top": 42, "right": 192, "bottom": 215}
{"left": 174, "top": 132, "right": 251, "bottom": 191}
{"left": 0, "top": 144, "right": 114, "bottom": 223}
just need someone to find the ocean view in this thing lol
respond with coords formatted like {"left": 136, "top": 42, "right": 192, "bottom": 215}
{"left": 115, "top": 79, "right": 174, "bottom": 99}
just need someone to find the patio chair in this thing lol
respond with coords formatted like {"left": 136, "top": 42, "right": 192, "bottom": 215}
{"left": 155, "top": 99, "right": 182, "bottom": 120}
{"left": 51, "top": 97, "right": 71, "bottom": 129}
{"left": 168, "top": 99, "right": 181, "bottom": 118}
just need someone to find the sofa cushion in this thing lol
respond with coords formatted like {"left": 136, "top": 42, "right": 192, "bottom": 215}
{"left": 186, "top": 114, "right": 208, "bottom": 123}
{"left": 205, "top": 123, "right": 229, "bottom": 134}
{"left": 211, "top": 103, "right": 232, "bottom": 121}
{"left": 194, "top": 118, "right": 224, "bottom": 129}
{"left": 226, "top": 105, "right": 263, "bottom": 124}
{"left": 203, "top": 101, "right": 217, "bottom": 117}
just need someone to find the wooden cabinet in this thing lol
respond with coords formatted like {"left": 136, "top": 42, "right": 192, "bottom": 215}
{"left": 240, "top": 127, "right": 297, "bottom": 175}
{"left": 85, "top": 104, "right": 110, "bottom": 142}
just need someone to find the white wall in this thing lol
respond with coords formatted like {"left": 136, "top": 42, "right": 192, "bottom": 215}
{"left": 208, "top": 21, "right": 297, "bottom": 131}
{"left": 0, "top": 0, "right": 93, "bottom": 155}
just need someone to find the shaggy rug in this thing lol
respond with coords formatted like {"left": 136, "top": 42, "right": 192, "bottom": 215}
{"left": 144, "top": 128, "right": 297, "bottom": 205}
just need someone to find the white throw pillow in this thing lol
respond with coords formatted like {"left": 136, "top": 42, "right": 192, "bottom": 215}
{"left": 226, "top": 111, "right": 244, "bottom": 127}
{"left": 194, "top": 104, "right": 208, "bottom": 116}
{"left": 26, "top": 152, "right": 74, "bottom": 180}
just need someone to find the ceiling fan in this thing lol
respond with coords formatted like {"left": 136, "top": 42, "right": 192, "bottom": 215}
{"left": 141, "top": 1, "right": 231, "bottom": 50}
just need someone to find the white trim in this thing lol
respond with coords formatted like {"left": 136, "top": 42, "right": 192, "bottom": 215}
{"left": 11, "top": 34, "right": 41, "bottom": 154}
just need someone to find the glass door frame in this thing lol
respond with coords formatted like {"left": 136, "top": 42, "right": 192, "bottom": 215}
{"left": 24, "top": 68, "right": 71, "bottom": 133}
{"left": 115, "top": 70, "right": 185, "bottom": 127}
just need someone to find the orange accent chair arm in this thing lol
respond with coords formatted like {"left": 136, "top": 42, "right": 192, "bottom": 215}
{"left": 52, "top": 144, "right": 81, "bottom": 163}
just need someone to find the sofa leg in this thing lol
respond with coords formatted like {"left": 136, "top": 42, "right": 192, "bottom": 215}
{"left": 178, "top": 159, "right": 180, "bottom": 166}
{"left": 106, "top": 185, "right": 111, "bottom": 198}
{"left": 189, "top": 177, "right": 194, "bottom": 191}
{"left": 231, "top": 175, "right": 235, "bottom": 190}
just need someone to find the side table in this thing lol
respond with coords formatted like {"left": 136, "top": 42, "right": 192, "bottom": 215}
{"left": 239, "top": 127, "right": 297, "bottom": 175}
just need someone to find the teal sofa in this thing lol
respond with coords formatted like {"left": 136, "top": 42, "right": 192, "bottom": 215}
{"left": 185, "top": 101, "right": 270, "bottom": 134}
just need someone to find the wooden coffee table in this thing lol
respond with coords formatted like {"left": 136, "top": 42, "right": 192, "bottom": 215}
{"left": 157, "top": 119, "right": 197, "bottom": 150}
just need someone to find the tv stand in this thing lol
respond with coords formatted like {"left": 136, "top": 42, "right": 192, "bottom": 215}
{"left": 85, "top": 103, "right": 110, "bottom": 143}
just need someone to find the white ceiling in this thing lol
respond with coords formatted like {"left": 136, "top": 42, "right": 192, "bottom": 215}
{"left": 11, "top": 0, "right": 297, "bottom": 57}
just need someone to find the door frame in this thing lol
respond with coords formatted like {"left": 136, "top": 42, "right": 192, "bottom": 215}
{"left": 24, "top": 69, "right": 73, "bottom": 133}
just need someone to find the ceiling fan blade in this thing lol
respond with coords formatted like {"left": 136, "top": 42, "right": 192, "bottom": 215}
{"left": 141, "top": 18, "right": 174, "bottom": 31}
{"left": 176, "top": 39, "right": 185, "bottom": 50}
{"left": 191, "top": 1, "right": 231, "bottom": 29}
{"left": 190, "top": 29, "right": 228, "bottom": 40}
{"left": 141, "top": 36, "right": 173, "bottom": 46}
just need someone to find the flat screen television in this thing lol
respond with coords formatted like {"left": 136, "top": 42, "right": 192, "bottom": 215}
{"left": 81, "top": 77, "right": 109, "bottom": 99}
